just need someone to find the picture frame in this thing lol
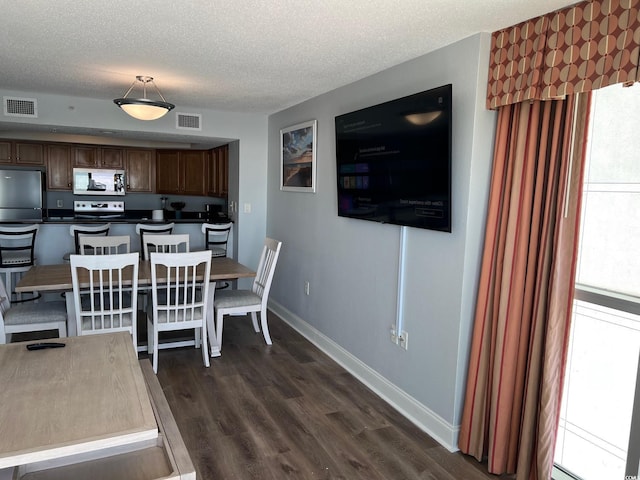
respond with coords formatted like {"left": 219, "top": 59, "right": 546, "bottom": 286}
{"left": 280, "top": 119, "right": 317, "bottom": 192}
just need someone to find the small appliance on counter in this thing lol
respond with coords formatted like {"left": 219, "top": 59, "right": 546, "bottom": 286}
{"left": 0, "top": 170, "right": 44, "bottom": 221}
{"left": 205, "top": 203, "right": 228, "bottom": 223}
{"left": 73, "top": 200, "right": 125, "bottom": 219}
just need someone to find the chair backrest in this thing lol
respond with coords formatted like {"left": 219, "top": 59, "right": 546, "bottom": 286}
{"left": 79, "top": 235, "right": 131, "bottom": 255}
{"left": 252, "top": 237, "right": 283, "bottom": 305}
{"left": 135, "top": 223, "right": 175, "bottom": 260}
{"left": 70, "top": 224, "right": 110, "bottom": 255}
{"left": 70, "top": 252, "right": 139, "bottom": 346}
{"left": 201, "top": 222, "right": 232, "bottom": 258}
{"left": 143, "top": 234, "right": 189, "bottom": 260}
{"left": 150, "top": 250, "right": 212, "bottom": 326}
{"left": 0, "top": 224, "right": 39, "bottom": 267}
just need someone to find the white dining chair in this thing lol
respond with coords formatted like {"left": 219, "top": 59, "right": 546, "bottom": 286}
{"left": 201, "top": 222, "right": 232, "bottom": 257}
{"left": 0, "top": 276, "right": 66, "bottom": 344}
{"left": 70, "top": 252, "right": 140, "bottom": 351}
{"left": 213, "top": 237, "right": 282, "bottom": 352}
{"left": 147, "top": 250, "right": 213, "bottom": 373}
{"left": 0, "top": 224, "right": 39, "bottom": 302}
{"left": 79, "top": 235, "right": 131, "bottom": 255}
{"left": 135, "top": 223, "right": 175, "bottom": 260}
{"left": 142, "top": 233, "right": 189, "bottom": 260}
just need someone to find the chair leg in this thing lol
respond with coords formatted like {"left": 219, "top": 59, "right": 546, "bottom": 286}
{"left": 250, "top": 312, "right": 260, "bottom": 332}
{"left": 147, "top": 318, "right": 153, "bottom": 354}
{"left": 152, "top": 328, "right": 159, "bottom": 374}
{"left": 200, "top": 325, "right": 210, "bottom": 368}
{"left": 58, "top": 322, "right": 67, "bottom": 338}
{"left": 216, "top": 310, "right": 224, "bottom": 353}
{"left": 4, "top": 272, "right": 12, "bottom": 303}
{"left": 260, "top": 307, "right": 272, "bottom": 345}
{"left": 195, "top": 328, "right": 201, "bottom": 348}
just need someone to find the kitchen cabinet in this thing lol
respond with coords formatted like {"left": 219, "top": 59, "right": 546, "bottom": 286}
{"left": 74, "top": 146, "right": 123, "bottom": 168}
{"left": 156, "top": 150, "right": 207, "bottom": 196}
{"left": 46, "top": 144, "right": 73, "bottom": 191}
{"left": 0, "top": 141, "right": 45, "bottom": 166}
{"left": 125, "top": 148, "right": 155, "bottom": 193}
{"left": 207, "top": 144, "right": 228, "bottom": 198}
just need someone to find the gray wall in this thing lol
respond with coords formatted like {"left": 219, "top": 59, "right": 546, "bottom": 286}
{"left": 266, "top": 33, "right": 497, "bottom": 450}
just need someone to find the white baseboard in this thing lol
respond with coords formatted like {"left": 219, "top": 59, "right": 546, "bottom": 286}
{"left": 268, "top": 300, "right": 460, "bottom": 452}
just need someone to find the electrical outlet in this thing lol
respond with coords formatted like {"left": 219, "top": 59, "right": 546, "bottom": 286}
{"left": 398, "top": 331, "right": 409, "bottom": 350}
{"left": 390, "top": 326, "right": 398, "bottom": 344}
{"left": 304, "top": 281, "right": 310, "bottom": 296}
{"left": 56, "top": 200, "right": 63, "bottom": 208}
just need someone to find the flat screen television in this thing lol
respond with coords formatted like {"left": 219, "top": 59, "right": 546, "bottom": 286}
{"left": 335, "top": 84, "right": 452, "bottom": 232}
{"left": 73, "top": 168, "right": 126, "bottom": 195}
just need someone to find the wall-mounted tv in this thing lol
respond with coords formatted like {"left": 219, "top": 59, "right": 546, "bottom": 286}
{"left": 335, "top": 84, "right": 452, "bottom": 232}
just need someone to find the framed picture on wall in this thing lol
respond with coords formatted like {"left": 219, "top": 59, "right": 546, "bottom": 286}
{"left": 280, "top": 119, "right": 317, "bottom": 193}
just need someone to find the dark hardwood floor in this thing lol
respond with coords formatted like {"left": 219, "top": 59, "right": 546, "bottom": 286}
{"left": 142, "top": 312, "right": 505, "bottom": 480}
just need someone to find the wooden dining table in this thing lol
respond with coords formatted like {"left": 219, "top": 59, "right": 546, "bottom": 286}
{"left": 15, "top": 256, "right": 256, "bottom": 357}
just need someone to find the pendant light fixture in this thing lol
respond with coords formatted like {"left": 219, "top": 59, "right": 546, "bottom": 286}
{"left": 113, "top": 75, "right": 175, "bottom": 121}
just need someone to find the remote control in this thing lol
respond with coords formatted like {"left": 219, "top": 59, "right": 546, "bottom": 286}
{"left": 26, "top": 342, "right": 66, "bottom": 351}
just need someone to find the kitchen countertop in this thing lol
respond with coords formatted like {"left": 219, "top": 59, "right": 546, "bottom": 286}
{"left": 40, "top": 209, "right": 232, "bottom": 225}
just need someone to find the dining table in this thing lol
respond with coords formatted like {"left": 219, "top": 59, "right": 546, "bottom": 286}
{"left": 15, "top": 256, "right": 256, "bottom": 357}
{"left": 0, "top": 332, "right": 158, "bottom": 470}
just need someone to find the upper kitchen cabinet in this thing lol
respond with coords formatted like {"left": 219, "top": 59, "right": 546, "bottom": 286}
{"left": 74, "top": 145, "right": 124, "bottom": 168}
{"left": 207, "top": 144, "right": 228, "bottom": 198}
{"left": 156, "top": 150, "right": 207, "bottom": 196}
{"left": 125, "top": 148, "right": 155, "bottom": 193}
{"left": 46, "top": 144, "right": 73, "bottom": 191}
{"left": 0, "top": 141, "right": 45, "bottom": 166}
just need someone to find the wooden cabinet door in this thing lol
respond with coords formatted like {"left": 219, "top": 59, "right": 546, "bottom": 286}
{"left": 46, "top": 144, "right": 73, "bottom": 191}
{"left": 217, "top": 145, "right": 229, "bottom": 197}
{"left": 207, "top": 145, "right": 229, "bottom": 197}
{"left": 0, "top": 141, "right": 13, "bottom": 164}
{"left": 74, "top": 146, "right": 98, "bottom": 167}
{"left": 156, "top": 150, "right": 181, "bottom": 194}
{"left": 100, "top": 147, "right": 124, "bottom": 168}
{"left": 125, "top": 149, "right": 155, "bottom": 193}
{"left": 15, "top": 142, "right": 45, "bottom": 165}
{"left": 181, "top": 151, "right": 207, "bottom": 196}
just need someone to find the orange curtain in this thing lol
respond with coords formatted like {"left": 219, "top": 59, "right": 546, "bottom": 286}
{"left": 458, "top": 93, "right": 590, "bottom": 480}
{"left": 487, "top": 0, "right": 640, "bottom": 109}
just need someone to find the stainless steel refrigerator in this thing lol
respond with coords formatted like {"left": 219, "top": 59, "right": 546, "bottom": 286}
{"left": 0, "top": 170, "right": 44, "bottom": 221}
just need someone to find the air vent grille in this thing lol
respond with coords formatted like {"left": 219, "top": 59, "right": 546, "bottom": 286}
{"left": 3, "top": 97, "right": 38, "bottom": 117}
{"left": 176, "top": 113, "right": 202, "bottom": 131}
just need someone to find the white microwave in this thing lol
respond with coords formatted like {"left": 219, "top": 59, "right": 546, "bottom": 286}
{"left": 73, "top": 168, "right": 125, "bottom": 196}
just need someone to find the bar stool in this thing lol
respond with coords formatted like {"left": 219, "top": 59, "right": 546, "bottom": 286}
{"left": 0, "top": 224, "right": 39, "bottom": 302}
{"left": 201, "top": 222, "right": 232, "bottom": 257}
{"left": 202, "top": 222, "right": 233, "bottom": 290}
{"left": 135, "top": 223, "right": 175, "bottom": 260}
{"left": 62, "top": 224, "right": 111, "bottom": 262}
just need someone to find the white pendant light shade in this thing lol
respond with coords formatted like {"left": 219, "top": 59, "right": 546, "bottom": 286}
{"left": 114, "top": 76, "right": 175, "bottom": 121}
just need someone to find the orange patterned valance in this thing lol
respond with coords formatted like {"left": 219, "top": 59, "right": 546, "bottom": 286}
{"left": 487, "top": 0, "right": 640, "bottom": 109}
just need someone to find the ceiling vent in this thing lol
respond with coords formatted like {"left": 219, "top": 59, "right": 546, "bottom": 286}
{"left": 3, "top": 96, "right": 38, "bottom": 118}
{"left": 176, "top": 113, "right": 202, "bottom": 131}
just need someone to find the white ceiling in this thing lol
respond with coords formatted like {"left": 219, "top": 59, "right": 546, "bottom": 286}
{"left": 1, "top": 0, "right": 576, "bottom": 117}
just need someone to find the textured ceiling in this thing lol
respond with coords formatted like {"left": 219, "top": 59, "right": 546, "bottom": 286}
{"left": 1, "top": 0, "right": 576, "bottom": 116}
